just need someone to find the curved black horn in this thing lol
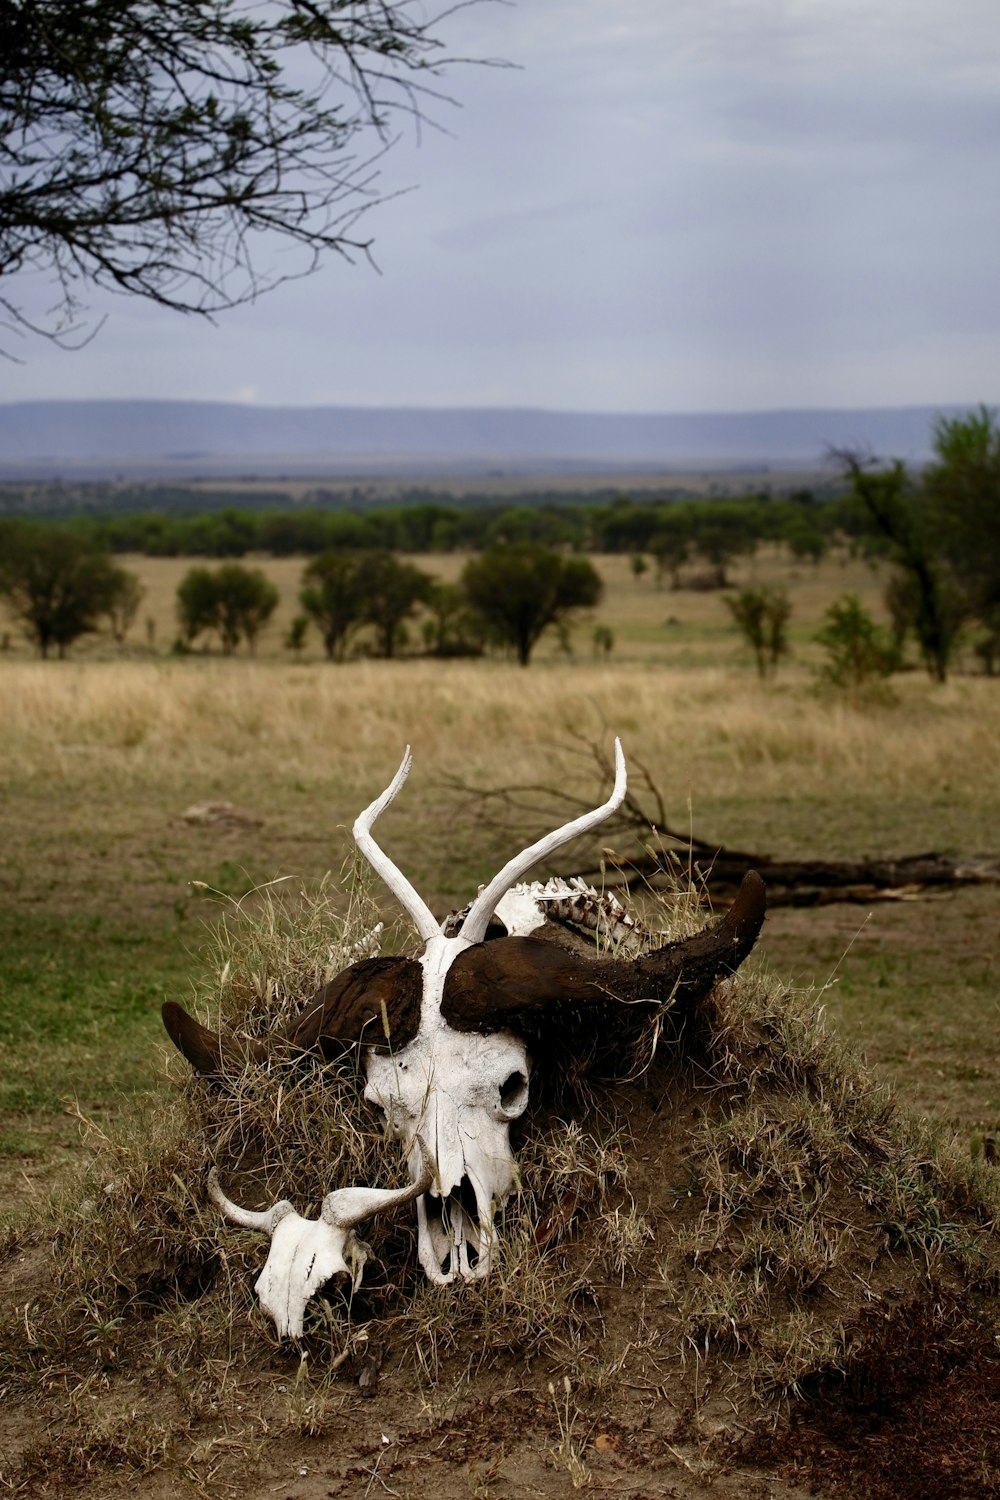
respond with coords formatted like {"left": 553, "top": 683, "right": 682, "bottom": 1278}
{"left": 440, "top": 871, "right": 767, "bottom": 1032}
{"left": 162, "top": 956, "right": 425, "bottom": 1078}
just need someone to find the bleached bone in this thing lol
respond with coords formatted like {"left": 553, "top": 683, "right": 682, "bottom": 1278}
{"left": 364, "top": 1023, "right": 530, "bottom": 1283}
{"left": 447, "top": 877, "right": 652, "bottom": 957}
{"left": 207, "top": 1161, "right": 430, "bottom": 1339}
{"left": 349, "top": 739, "right": 628, "bottom": 1283}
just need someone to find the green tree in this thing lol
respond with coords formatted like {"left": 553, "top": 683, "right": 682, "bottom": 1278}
{"left": 781, "top": 513, "right": 828, "bottom": 565}
{"left": 284, "top": 614, "right": 310, "bottom": 655}
{"left": 835, "top": 452, "right": 961, "bottom": 682}
{"left": 649, "top": 511, "right": 693, "bottom": 589}
{"left": 690, "top": 504, "right": 759, "bottom": 587}
{"left": 176, "top": 563, "right": 278, "bottom": 654}
{"left": 815, "top": 595, "right": 898, "bottom": 690}
{"left": 1, "top": 2, "right": 470, "bottom": 343}
{"left": 176, "top": 567, "right": 219, "bottom": 648}
{"left": 105, "top": 570, "right": 146, "bottom": 645}
{"left": 924, "top": 406, "right": 1000, "bottom": 622}
{"left": 422, "top": 581, "right": 485, "bottom": 658}
{"left": 724, "top": 586, "right": 791, "bottom": 678}
{"left": 0, "top": 522, "right": 137, "bottom": 657}
{"left": 461, "top": 543, "right": 603, "bottom": 666}
{"left": 299, "top": 551, "right": 371, "bottom": 662}
{"left": 356, "top": 551, "right": 433, "bottom": 659}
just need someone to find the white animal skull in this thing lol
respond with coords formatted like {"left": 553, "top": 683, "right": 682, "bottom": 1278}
{"left": 206, "top": 1164, "right": 429, "bottom": 1338}
{"left": 349, "top": 741, "right": 628, "bottom": 1285}
{"left": 363, "top": 939, "right": 531, "bottom": 1282}
{"left": 165, "top": 737, "right": 767, "bottom": 1334}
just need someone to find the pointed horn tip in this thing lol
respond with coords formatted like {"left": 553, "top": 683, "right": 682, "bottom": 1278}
{"left": 717, "top": 870, "right": 767, "bottom": 954}
{"left": 353, "top": 744, "right": 415, "bottom": 838}
{"left": 608, "top": 735, "right": 628, "bottom": 805}
{"left": 731, "top": 869, "right": 767, "bottom": 921}
{"left": 161, "top": 999, "right": 226, "bottom": 1075}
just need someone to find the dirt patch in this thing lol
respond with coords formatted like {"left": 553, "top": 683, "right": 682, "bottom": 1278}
{"left": 746, "top": 1291, "right": 1000, "bottom": 1498}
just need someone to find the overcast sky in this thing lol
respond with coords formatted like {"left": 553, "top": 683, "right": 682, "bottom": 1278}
{"left": 4, "top": 0, "right": 999, "bottom": 414}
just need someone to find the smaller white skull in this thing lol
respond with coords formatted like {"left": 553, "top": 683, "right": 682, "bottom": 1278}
{"left": 207, "top": 1168, "right": 429, "bottom": 1339}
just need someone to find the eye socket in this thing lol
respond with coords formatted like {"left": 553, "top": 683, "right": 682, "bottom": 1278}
{"left": 499, "top": 1070, "right": 529, "bottom": 1116}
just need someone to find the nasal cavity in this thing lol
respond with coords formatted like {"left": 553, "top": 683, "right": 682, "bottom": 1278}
{"left": 499, "top": 1070, "right": 529, "bottom": 1114}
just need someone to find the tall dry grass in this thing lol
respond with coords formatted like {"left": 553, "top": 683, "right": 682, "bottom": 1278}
{"left": 2, "top": 657, "right": 997, "bottom": 812}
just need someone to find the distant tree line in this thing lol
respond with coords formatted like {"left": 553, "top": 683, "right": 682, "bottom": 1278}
{"left": 0, "top": 523, "right": 606, "bottom": 666}
{"left": 3, "top": 410, "right": 998, "bottom": 677}
{"left": 177, "top": 544, "right": 604, "bottom": 666}
{"left": 0, "top": 488, "right": 858, "bottom": 569}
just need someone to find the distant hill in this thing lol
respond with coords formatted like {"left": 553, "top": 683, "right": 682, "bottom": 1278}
{"left": 0, "top": 399, "right": 977, "bottom": 480}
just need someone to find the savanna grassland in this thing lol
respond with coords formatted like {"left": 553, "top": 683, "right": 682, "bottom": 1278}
{"left": 4, "top": 544, "right": 1000, "bottom": 1500}
{"left": 2, "top": 544, "right": 999, "bottom": 1193}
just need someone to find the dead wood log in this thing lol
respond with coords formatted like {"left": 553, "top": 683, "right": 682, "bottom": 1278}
{"left": 590, "top": 847, "right": 1000, "bottom": 907}
{"left": 442, "top": 739, "right": 1000, "bottom": 909}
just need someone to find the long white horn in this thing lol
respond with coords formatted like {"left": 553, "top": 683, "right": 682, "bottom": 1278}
{"left": 353, "top": 746, "right": 440, "bottom": 944}
{"left": 207, "top": 1168, "right": 293, "bottom": 1234}
{"left": 460, "top": 738, "right": 629, "bottom": 945}
{"left": 322, "top": 1166, "right": 432, "bottom": 1230}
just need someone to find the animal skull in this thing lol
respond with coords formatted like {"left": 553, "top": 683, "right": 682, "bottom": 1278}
{"left": 163, "top": 739, "right": 767, "bottom": 1333}
{"left": 206, "top": 1164, "right": 430, "bottom": 1338}
{"left": 363, "top": 963, "right": 530, "bottom": 1282}
{"left": 349, "top": 741, "right": 630, "bottom": 1283}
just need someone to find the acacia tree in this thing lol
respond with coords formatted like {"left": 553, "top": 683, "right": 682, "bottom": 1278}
{"left": 422, "top": 580, "right": 485, "bottom": 657}
{"left": 300, "top": 549, "right": 433, "bottom": 659}
{"left": 177, "top": 563, "right": 278, "bottom": 654}
{"left": 925, "top": 408, "right": 1000, "bottom": 620}
{"left": 461, "top": 543, "right": 603, "bottom": 666}
{"left": 0, "top": 521, "right": 139, "bottom": 657}
{"left": 104, "top": 570, "right": 145, "bottom": 645}
{"left": 0, "top": 1, "right": 474, "bottom": 345}
{"left": 357, "top": 550, "right": 432, "bottom": 658}
{"left": 300, "top": 550, "right": 371, "bottom": 661}
{"left": 689, "top": 504, "right": 758, "bottom": 587}
{"left": 834, "top": 450, "right": 963, "bottom": 683}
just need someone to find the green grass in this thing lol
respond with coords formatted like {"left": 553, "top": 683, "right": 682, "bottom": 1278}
{"left": 760, "top": 885, "right": 1000, "bottom": 1135}
{"left": 0, "top": 909, "right": 198, "bottom": 1179}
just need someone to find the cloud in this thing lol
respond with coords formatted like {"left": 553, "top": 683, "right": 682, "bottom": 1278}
{"left": 3, "top": 0, "right": 999, "bottom": 413}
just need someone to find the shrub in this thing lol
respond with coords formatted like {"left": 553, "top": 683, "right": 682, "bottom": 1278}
{"left": 725, "top": 585, "right": 791, "bottom": 678}
{"left": 815, "top": 594, "right": 898, "bottom": 689}
{"left": 176, "top": 563, "right": 278, "bottom": 654}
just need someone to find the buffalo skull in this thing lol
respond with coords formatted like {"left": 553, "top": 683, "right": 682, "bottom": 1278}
{"left": 164, "top": 741, "right": 765, "bottom": 1323}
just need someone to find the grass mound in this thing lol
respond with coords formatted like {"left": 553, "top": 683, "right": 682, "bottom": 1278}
{"left": 2, "top": 873, "right": 999, "bottom": 1497}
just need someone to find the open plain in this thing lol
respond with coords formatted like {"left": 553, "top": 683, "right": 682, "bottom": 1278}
{"left": 2, "top": 546, "right": 999, "bottom": 1496}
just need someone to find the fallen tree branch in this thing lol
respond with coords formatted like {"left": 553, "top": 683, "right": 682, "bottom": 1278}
{"left": 442, "top": 738, "right": 1000, "bottom": 908}
{"left": 590, "top": 846, "right": 1000, "bottom": 907}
